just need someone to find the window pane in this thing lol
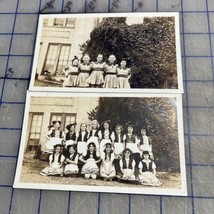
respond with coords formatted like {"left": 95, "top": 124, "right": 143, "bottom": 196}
{"left": 43, "top": 18, "right": 48, "bottom": 26}
{"left": 54, "top": 18, "right": 64, "bottom": 26}
{"left": 56, "top": 45, "right": 71, "bottom": 76}
{"left": 43, "top": 44, "right": 59, "bottom": 75}
{"left": 66, "top": 18, "right": 76, "bottom": 28}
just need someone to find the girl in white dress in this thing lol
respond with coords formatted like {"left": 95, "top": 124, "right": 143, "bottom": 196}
{"left": 103, "top": 55, "right": 118, "bottom": 88}
{"left": 138, "top": 151, "right": 162, "bottom": 186}
{"left": 43, "top": 121, "right": 64, "bottom": 154}
{"left": 64, "top": 145, "right": 79, "bottom": 176}
{"left": 100, "top": 143, "right": 116, "bottom": 181}
{"left": 76, "top": 123, "right": 89, "bottom": 156}
{"left": 87, "top": 54, "right": 106, "bottom": 87}
{"left": 119, "top": 148, "right": 136, "bottom": 180}
{"left": 40, "top": 144, "right": 65, "bottom": 176}
{"left": 77, "top": 54, "right": 92, "bottom": 87}
{"left": 63, "top": 56, "right": 79, "bottom": 87}
{"left": 116, "top": 59, "right": 131, "bottom": 88}
{"left": 79, "top": 142, "right": 101, "bottom": 179}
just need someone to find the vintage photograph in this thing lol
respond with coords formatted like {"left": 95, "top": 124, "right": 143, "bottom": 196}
{"left": 14, "top": 92, "right": 187, "bottom": 195}
{"left": 29, "top": 13, "right": 183, "bottom": 93}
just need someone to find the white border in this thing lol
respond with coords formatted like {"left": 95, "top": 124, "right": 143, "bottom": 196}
{"left": 13, "top": 91, "right": 187, "bottom": 196}
{"left": 29, "top": 12, "right": 183, "bottom": 94}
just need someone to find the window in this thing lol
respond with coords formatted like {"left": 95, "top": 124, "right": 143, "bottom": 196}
{"left": 43, "top": 44, "right": 71, "bottom": 76}
{"left": 43, "top": 18, "right": 48, "bottom": 26}
{"left": 28, "top": 114, "right": 43, "bottom": 151}
{"left": 54, "top": 18, "right": 64, "bottom": 27}
{"left": 54, "top": 18, "right": 76, "bottom": 28}
{"left": 50, "top": 113, "right": 76, "bottom": 131}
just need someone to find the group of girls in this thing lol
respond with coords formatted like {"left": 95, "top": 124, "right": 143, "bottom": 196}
{"left": 63, "top": 54, "right": 131, "bottom": 88}
{"left": 40, "top": 120, "right": 162, "bottom": 186}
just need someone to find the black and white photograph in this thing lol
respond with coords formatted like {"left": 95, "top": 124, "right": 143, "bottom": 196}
{"left": 29, "top": 13, "right": 183, "bottom": 93}
{"left": 14, "top": 92, "right": 187, "bottom": 195}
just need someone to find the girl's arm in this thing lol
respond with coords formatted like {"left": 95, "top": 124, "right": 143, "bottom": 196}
{"left": 119, "top": 159, "right": 125, "bottom": 175}
{"left": 79, "top": 155, "right": 87, "bottom": 164}
{"left": 152, "top": 161, "right": 157, "bottom": 176}
{"left": 45, "top": 128, "right": 54, "bottom": 140}
{"left": 128, "top": 68, "right": 131, "bottom": 80}
{"left": 131, "top": 160, "right": 136, "bottom": 175}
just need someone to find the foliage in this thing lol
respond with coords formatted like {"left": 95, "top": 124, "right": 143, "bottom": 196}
{"left": 88, "top": 97, "right": 180, "bottom": 172}
{"left": 80, "top": 17, "right": 177, "bottom": 89}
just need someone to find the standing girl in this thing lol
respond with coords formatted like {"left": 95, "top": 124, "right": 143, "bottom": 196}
{"left": 64, "top": 122, "right": 77, "bottom": 147}
{"left": 87, "top": 54, "right": 106, "bottom": 88}
{"left": 100, "top": 143, "right": 116, "bottom": 181}
{"left": 116, "top": 59, "right": 131, "bottom": 88}
{"left": 79, "top": 142, "right": 101, "bottom": 179}
{"left": 119, "top": 148, "right": 136, "bottom": 180}
{"left": 98, "top": 120, "right": 114, "bottom": 152}
{"left": 63, "top": 56, "right": 79, "bottom": 87}
{"left": 64, "top": 145, "right": 79, "bottom": 176}
{"left": 138, "top": 128, "right": 154, "bottom": 159}
{"left": 87, "top": 119, "right": 100, "bottom": 149}
{"left": 43, "top": 121, "right": 64, "bottom": 154}
{"left": 138, "top": 151, "right": 162, "bottom": 186}
{"left": 77, "top": 54, "right": 92, "bottom": 87}
{"left": 76, "top": 123, "right": 89, "bottom": 156}
{"left": 40, "top": 144, "right": 65, "bottom": 176}
{"left": 103, "top": 55, "right": 118, "bottom": 88}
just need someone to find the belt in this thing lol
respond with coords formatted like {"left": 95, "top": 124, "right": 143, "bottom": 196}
{"left": 118, "top": 74, "right": 128, "bottom": 78}
{"left": 68, "top": 72, "right": 78, "bottom": 75}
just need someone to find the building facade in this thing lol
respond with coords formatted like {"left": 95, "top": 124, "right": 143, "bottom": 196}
{"left": 25, "top": 96, "right": 98, "bottom": 152}
{"left": 36, "top": 17, "right": 99, "bottom": 77}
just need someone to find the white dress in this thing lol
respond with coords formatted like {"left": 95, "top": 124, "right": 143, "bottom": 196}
{"left": 63, "top": 65, "right": 79, "bottom": 87}
{"left": 64, "top": 153, "right": 79, "bottom": 175}
{"left": 81, "top": 152, "right": 100, "bottom": 175}
{"left": 87, "top": 62, "right": 105, "bottom": 85}
{"left": 100, "top": 153, "right": 116, "bottom": 178}
{"left": 77, "top": 63, "right": 92, "bottom": 87}
{"left": 103, "top": 64, "right": 118, "bottom": 88}
{"left": 116, "top": 67, "right": 131, "bottom": 88}
{"left": 138, "top": 159, "right": 162, "bottom": 186}
{"left": 41, "top": 154, "right": 65, "bottom": 176}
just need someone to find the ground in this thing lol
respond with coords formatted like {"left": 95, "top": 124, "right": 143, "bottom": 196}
{"left": 20, "top": 153, "right": 181, "bottom": 189}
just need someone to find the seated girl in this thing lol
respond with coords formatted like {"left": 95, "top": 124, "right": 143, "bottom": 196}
{"left": 100, "top": 143, "right": 116, "bottom": 181}
{"left": 119, "top": 148, "right": 136, "bottom": 180}
{"left": 64, "top": 145, "right": 79, "bottom": 176}
{"left": 40, "top": 144, "right": 65, "bottom": 176}
{"left": 138, "top": 151, "right": 162, "bottom": 186}
{"left": 79, "top": 142, "right": 101, "bottom": 179}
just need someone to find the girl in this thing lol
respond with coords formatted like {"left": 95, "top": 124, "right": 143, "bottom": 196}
{"left": 77, "top": 54, "right": 92, "bottom": 87}
{"left": 64, "top": 145, "right": 79, "bottom": 176}
{"left": 87, "top": 120, "right": 100, "bottom": 149}
{"left": 111, "top": 125, "right": 124, "bottom": 175}
{"left": 40, "top": 144, "right": 65, "bottom": 176}
{"left": 100, "top": 143, "right": 116, "bottom": 181}
{"left": 63, "top": 56, "right": 79, "bottom": 87}
{"left": 116, "top": 59, "right": 131, "bottom": 88}
{"left": 76, "top": 123, "right": 89, "bottom": 156}
{"left": 138, "top": 151, "right": 162, "bottom": 186}
{"left": 79, "top": 142, "right": 101, "bottom": 179}
{"left": 98, "top": 120, "right": 114, "bottom": 153}
{"left": 123, "top": 124, "right": 141, "bottom": 171}
{"left": 138, "top": 128, "right": 154, "bottom": 159}
{"left": 87, "top": 54, "right": 106, "bottom": 88}
{"left": 119, "top": 148, "right": 136, "bottom": 180}
{"left": 43, "top": 121, "right": 64, "bottom": 154}
{"left": 64, "top": 122, "right": 77, "bottom": 148}
{"left": 111, "top": 124, "right": 125, "bottom": 156}
{"left": 103, "top": 55, "right": 118, "bottom": 88}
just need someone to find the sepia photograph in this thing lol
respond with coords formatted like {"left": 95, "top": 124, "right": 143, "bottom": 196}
{"left": 14, "top": 92, "right": 187, "bottom": 195}
{"left": 29, "top": 13, "right": 183, "bottom": 93}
